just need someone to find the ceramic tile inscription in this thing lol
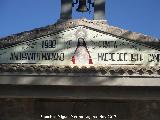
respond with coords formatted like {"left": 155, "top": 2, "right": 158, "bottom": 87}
{"left": 0, "top": 26, "right": 160, "bottom": 66}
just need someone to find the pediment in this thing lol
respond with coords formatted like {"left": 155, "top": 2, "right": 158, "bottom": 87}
{"left": 0, "top": 25, "right": 160, "bottom": 68}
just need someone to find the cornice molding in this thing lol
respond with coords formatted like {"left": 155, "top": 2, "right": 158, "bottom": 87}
{"left": 0, "top": 64, "right": 159, "bottom": 76}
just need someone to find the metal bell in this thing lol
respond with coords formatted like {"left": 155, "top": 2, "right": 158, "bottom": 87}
{"left": 76, "top": 0, "right": 89, "bottom": 12}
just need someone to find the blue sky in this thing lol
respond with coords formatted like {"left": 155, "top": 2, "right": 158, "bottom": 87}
{"left": 0, "top": 0, "right": 160, "bottom": 38}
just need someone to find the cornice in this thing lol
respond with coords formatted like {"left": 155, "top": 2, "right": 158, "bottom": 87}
{"left": 0, "top": 64, "right": 159, "bottom": 77}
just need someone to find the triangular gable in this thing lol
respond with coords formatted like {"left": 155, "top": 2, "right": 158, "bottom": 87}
{"left": 0, "top": 26, "right": 160, "bottom": 67}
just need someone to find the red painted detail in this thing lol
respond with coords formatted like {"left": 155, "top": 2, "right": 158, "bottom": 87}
{"left": 72, "top": 56, "right": 75, "bottom": 64}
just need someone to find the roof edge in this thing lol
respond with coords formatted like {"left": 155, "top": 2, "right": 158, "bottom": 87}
{"left": 0, "top": 19, "right": 159, "bottom": 48}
